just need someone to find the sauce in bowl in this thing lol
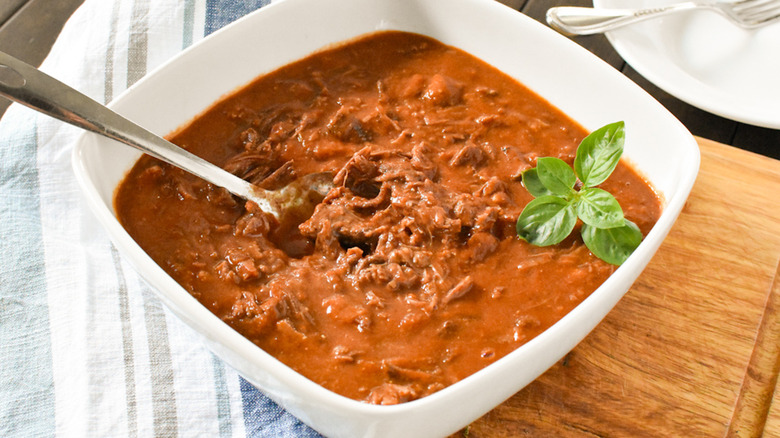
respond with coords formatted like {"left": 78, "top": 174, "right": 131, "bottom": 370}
{"left": 115, "top": 31, "right": 661, "bottom": 404}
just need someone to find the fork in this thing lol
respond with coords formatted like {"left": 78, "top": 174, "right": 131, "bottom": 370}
{"left": 546, "top": 0, "right": 780, "bottom": 35}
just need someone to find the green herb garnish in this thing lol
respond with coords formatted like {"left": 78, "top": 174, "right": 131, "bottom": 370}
{"left": 515, "top": 121, "right": 642, "bottom": 266}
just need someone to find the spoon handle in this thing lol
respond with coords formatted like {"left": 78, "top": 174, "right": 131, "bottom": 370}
{"left": 0, "top": 51, "right": 276, "bottom": 214}
{"left": 546, "top": 3, "right": 701, "bottom": 36}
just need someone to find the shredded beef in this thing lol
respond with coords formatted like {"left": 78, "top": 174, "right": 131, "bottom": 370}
{"left": 115, "top": 31, "right": 662, "bottom": 405}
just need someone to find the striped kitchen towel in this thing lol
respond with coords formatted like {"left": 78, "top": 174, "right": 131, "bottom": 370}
{"left": 0, "top": 0, "right": 322, "bottom": 436}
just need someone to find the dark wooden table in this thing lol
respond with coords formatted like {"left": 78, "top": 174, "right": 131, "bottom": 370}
{"left": 1, "top": 0, "right": 778, "bottom": 160}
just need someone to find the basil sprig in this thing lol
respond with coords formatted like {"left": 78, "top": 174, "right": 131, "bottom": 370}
{"left": 516, "top": 121, "right": 642, "bottom": 266}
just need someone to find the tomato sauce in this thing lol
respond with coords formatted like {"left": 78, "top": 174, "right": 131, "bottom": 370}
{"left": 115, "top": 31, "right": 661, "bottom": 404}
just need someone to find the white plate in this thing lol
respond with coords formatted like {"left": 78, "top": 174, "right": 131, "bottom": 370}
{"left": 596, "top": 0, "right": 780, "bottom": 129}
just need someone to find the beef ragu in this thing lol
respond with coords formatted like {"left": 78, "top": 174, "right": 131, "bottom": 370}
{"left": 114, "top": 31, "right": 661, "bottom": 404}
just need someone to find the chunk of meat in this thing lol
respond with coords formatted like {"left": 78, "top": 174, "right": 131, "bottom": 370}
{"left": 422, "top": 74, "right": 463, "bottom": 107}
{"left": 450, "top": 142, "right": 486, "bottom": 167}
{"left": 367, "top": 383, "right": 417, "bottom": 405}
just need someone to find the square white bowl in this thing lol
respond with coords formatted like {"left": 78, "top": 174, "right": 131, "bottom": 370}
{"left": 72, "top": 0, "right": 700, "bottom": 436}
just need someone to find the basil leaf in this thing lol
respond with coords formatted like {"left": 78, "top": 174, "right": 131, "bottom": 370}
{"left": 576, "top": 188, "right": 624, "bottom": 229}
{"left": 522, "top": 168, "right": 554, "bottom": 198}
{"left": 581, "top": 219, "right": 643, "bottom": 266}
{"left": 516, "top": 196, "right": 577, "bottom": 246}
{"left": 536, "top": 157, "right": 577, "bottom": 198}
{"left": 574, "top": 121, "right": 625, "bottom": 188}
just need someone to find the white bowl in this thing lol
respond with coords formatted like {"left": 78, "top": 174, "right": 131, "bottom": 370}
{"left": 72, "top": 0, "right": 700, "bottom": 436}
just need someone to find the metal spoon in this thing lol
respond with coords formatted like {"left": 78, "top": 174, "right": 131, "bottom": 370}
{"left": 0, "top": 50, "right": 332, "bottom": 219}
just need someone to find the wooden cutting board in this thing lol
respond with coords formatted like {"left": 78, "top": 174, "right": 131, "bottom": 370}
{"left": 461, "top": 138, "right": 780, "bottom": 437}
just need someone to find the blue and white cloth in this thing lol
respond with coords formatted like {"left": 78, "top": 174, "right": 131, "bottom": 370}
{"left": 0, "top": 0, "right": 323, "bottom": 436}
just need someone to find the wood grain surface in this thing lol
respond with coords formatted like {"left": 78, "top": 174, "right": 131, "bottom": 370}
{"left": 767, "top": 376, "right": 780, "bottom": 437}
{"left": 456, "top": 138, "right": 780, "bottom": 437}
